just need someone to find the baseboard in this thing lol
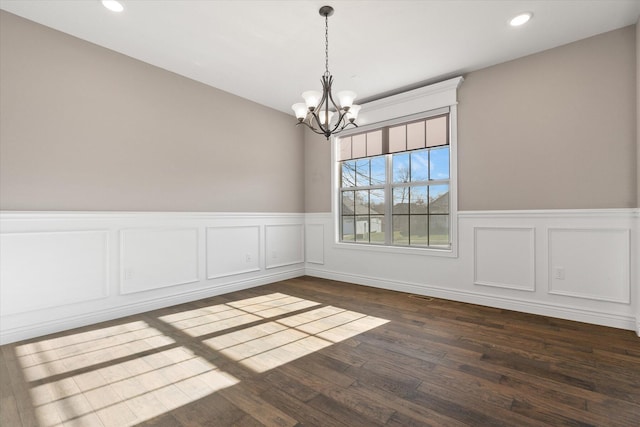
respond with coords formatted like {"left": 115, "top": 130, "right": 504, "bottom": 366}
{"left": 305, "top": 267, "right": 637, "bottom": 332}
{"left": 0, "top": 269, "right": 304, "bottom": 345}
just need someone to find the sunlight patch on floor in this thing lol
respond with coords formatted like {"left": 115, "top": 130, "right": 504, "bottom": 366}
{"left": 159, "top": 293, "right": 320, "bottom": 337}
{"left": 205, "top": 305, "right": 389, "bottom": 373}
{"left": 25, "top": 346, "right": 237, "bottom": 427}
{"left": 14, "top": 293, "right": 388, "bottom": 426}
{"left": 16, "top": 321, "right": 173, "bottom": 382}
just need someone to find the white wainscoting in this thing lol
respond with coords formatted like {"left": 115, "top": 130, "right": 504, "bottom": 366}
{"left": 120, "top": 228, "right": 199, "bottom": 294}
{"left": 2, "top": 209, "right": 637, "bottom": 343}
{"left": 305, "top": 224, "right": 325, "bottom": 265}
{"left": 0, "top": 230, "right": 109, "bottom": 315}
{"left": 206, "top": 226, "right": 261, "bottom": 279}
{"left": 548, "top": 228, "right": 630, "bottom": 303}
{"left": 474, "top": 227, "right": 536, "bottom": 291}
{"left": 305, "top": 209, "right": 639, "bottom": 335}
{"left": 265, "top": 224, "right": 304, "bottom": 269}
{"left": 0, "top": 212, "right": 305, "bottom": 344}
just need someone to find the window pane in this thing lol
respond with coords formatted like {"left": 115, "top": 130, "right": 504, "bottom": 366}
{"left": 338, "top": 137, "right": 352, "bottom": 161}
{"left": 370, "top": 156, "right": 386, "bottom": 185}
{"left": 429, "top": 215, "right": 449, "bottom": 246}
{"left": 367, "top": 130, "right": 383, "bottom": 156}
{"left": 355, "top": 159, "right": 370, "bottom": 187}
{"left": 410, "top": 215, "right": 428, "bottom": 246}
{"left": 355, "top": 216, "right": 370, "bottom": 242}
{"left": 429, "top": 147, "right": 449, "bottom": 180}
{"left": 429, "top": 184, "right": 449, "bottom": 214}
{"left": 341, "top": 161, "right": 356, "bottom": 187}
{"left": 369, "top": 215, "right": 385, "bottom": 244}
{"left": 407, "top": 121, "right": 425, "bottom": 150}
{"left": 392, "top": 152, "right": 410, "bottom": 183}
{"left": 389, "top": 125, "right": 406, "bottom": 152}
{"left": 410, "top": 186, "right": 428, "bottom": 214}
{"left": 342, "top": 217, "right": 355, "bottom": 241}
{"left": 352, "top": 134, "right": 367, "bottom": 158}
{"left": 339, "top": 113, "right": 453, "bottom": 249}
{"left": 392, "top": 187, "right": 409, "bottom": 214}
{"left": 342, "top": 191, "right": 355, "bottom": 214}
{"left": 355, "top": 190, "right": 369, "bottom": 214}
{"left": 392, "top": 215, "right": 409, "bottom": 245}
{"left": 410, "top": 150, "right": 428, "bottom": 182}
{"left": 370, "top": 189, "right": 385, "bottom": 215}
{"left": 426, "top": 116, "right": 448, "bottom": 147}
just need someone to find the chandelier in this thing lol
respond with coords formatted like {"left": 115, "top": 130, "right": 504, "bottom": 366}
{"left": 291, "top": 6, "right": 360, "bottom": 140}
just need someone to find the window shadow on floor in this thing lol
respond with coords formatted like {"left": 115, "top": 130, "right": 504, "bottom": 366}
{"left": 2, "top": 291, "right": 388, "bottom": 426}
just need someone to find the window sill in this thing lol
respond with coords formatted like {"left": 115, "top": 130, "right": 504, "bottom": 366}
{"left": 332, "top": 241, "right": 458, "bottom": 258}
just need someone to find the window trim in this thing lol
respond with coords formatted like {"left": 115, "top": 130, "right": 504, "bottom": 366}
{"left": 330, "top": 76, "right": 463, "bottom": 258}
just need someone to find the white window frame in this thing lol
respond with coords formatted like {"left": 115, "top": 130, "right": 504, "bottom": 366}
{"left": 331, "top": 76, "right": 463, "bottom": 258}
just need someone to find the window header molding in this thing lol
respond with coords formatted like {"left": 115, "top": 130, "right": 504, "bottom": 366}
{"left": 354, "top": 76, "right": 464, "bottom": 129}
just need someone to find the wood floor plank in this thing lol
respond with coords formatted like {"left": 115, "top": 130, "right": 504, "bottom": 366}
{"left": 1, "top": 345, "right": 40, "bottom": 427}
{"left": 344, "top": 360, "right": 423, "bottom": 397}
{"left": 262, "top": 369, "right": 319, "bottom": 402}
{"left": 321, "top": 382, "right": 397, "bottom": 425}
{"left": 1, "top": 276, "right": 639, "bottom": 426}
{"left": 307, "top": 393, "right": 385, "bottom": 427}
{"left": 170, "top": 392, "right": 246, "bottom": 427}
{"left": 219, "top": 384, "right": 298, "bottom": 427}
{"left": 0, "top": 349, "right": 15, "bottom": 399}
{"left": 135, "top": 412, "right": 185, "bottom": 427}
{"left": 259, "top": 387, "right": 349, "bottom": 427}
{"left": 1, "top": 394, "right": 23, "bottom": 427}
{"left": 407, "top": 385, "right": 546, "bottom": 427}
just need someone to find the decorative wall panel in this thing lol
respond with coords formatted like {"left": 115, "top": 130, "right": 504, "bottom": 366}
{"left": 265, "top": 224, "right": 304, "bottom": 269}
{"left": 305, "top": 224, "right": 325, "bottom": 265}
{"left": 120, "top": 228, "right": 199, "bottom": 294}
{"left": 207, "top": 226, "right": 260, "bottom": 279}
{"left": 548, "top": 228, "right": 630, "bottom": 303}
{"left": 474, "top": 227, "right": 535, "bottom": 291}
{"left": 0, "top": 231, "right": 109, "bottom": 315}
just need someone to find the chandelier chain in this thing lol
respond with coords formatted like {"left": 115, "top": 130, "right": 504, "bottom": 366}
{"left": 324, "top": 13, "right": 329, "bottom": 76}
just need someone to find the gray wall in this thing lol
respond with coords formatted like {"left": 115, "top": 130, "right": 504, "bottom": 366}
{"left": 0, "top": 11, "right": 304, "bottom": 212}
{"left": 304, "top": 25, "right": 638, "bottom": 212}
{"left": 1, "top": 11, "right": 636, "bottom": 214}
{"left": 458, "top": 25, "right": 636, "bottom": 211}
{"left": 304, "top": 128, "right": 332, "bottom": 213}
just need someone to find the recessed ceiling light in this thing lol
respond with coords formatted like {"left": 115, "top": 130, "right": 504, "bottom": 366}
{"left": 102, "top": 0, "right": 124, "bottom": 13}
{"left": 510, "top": 12, "right": 532, "bottom": 27}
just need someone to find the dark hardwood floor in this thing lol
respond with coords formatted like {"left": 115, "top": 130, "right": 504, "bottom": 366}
{"left": 2, "top": 276, "right": 639, "bottom": 426}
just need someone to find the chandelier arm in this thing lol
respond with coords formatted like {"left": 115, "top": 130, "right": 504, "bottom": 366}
{"left": 309, "top": 74, "right": 334, "bottom": 135}
{"left": 328, "top": 118, "right": 357, "bottom": 138}
{"left": 326, "top": 83, "right": 341, "bottom": 113}
{"left": 323, "top": 75, "right": 344, "bottom": 129}
{"left": 339, "top": 121, "right": 358, "bottom": 131}
{"left": 307, "top": 109, "right": 330, "bottom": 135}
{"left": 317, "top": 76, "right": 330, "bottom": 108}
{"left": 318, "top": 75, "right": 332, "bottom": 120}
{"left": 326, "top": 110, "right": 346, "bottom": 134}
{"left": 300, "top": 106, "right": 359, "bottom": 139}
{"left": 296, "top": 121, "right": 329, "bottom": 136}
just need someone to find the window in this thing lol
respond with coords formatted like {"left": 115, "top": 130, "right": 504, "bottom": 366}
{"left": 338, "top": 112, "right": 451, "bottom": 250}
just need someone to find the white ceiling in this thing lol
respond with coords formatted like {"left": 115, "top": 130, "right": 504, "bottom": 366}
{"left": 1, "top": 0, "right": 639, "bottom": 114}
